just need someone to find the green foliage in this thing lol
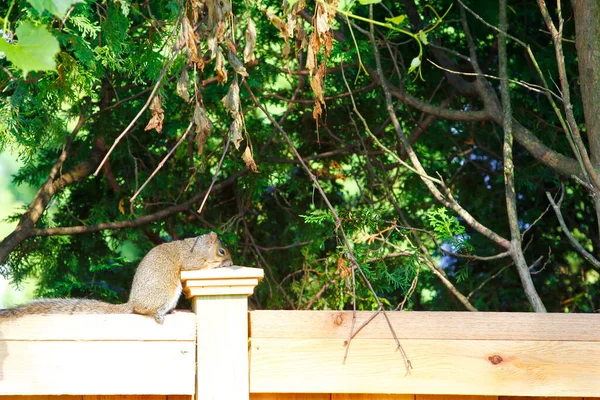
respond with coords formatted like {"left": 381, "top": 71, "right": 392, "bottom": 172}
{"left": 0, "top": 21, "right": 59, "bottom": 77}
{"left": 301, "top": 209, "right": 334, "bottom": 226}
{"left": 0, "top": 0, "right": 598, "bottom": 314}
{"left": 28, "top": 0, "right": 83, "bottom": 18}
{"left": 426, "top": 207, "right": 473, "bottom": 254}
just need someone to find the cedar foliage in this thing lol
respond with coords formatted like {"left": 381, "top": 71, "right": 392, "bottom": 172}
{"left": 0, "top": 0, "right": 598, "bottom": 312}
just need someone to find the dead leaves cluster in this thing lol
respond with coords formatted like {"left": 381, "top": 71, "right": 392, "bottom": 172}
{"left": 308, "top": 0, "right": 337, "bottom": 122}
{"left": 145, "top": 0, "right": 343, "bottom": 174}
{"left": 144, "top": 95, "right": 164, "bottom": 132}
{"left": 145, "top": 0, "right": 259, "bottom": 172}
{"left": 264, "top": 0, "right": 337, "bottom": 122}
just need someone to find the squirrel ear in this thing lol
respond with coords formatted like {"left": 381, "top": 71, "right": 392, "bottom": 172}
{"left": 208, "top": 232, "right": 218, "bottom": 243}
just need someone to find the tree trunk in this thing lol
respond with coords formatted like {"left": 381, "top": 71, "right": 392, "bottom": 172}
{"left": 573, "top": 0, "right": 600, "bottom": 167}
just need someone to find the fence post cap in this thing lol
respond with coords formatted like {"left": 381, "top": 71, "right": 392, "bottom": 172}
{"left": 181, "top": 266, "right": 264, "bottom": 298}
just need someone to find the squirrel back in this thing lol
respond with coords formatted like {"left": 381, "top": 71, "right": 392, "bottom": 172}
{"left": 0, "top": 232, "right": 233, "bottom": 323}
{"left": 0, "top": 298, "right": 131, "bottom": 317}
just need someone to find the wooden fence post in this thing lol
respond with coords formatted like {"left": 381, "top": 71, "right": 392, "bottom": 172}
{"left": 181, "top": 266, "right": 264, "bottom": 400}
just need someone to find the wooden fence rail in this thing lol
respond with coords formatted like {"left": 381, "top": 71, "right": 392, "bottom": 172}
{"left": 0, "top": 267, "right": 599, "bottom": 400}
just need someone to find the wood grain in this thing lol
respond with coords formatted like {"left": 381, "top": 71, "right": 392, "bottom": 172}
{"left": 249, "top": 338, "right": 600, "bottom": 396}
{"left": 417, "top": 396, "right": 496, "bottom": 400}
{"left": 251, "top": 395, "right": 331, "bottom": 400}
{"left": 334, "top": 395, "right": 415, "bottom": 400}
{"left": 84, "top": 397, "right": 166, "bottom": 400}
{"left": 249, "top": 311, "right": 600, "bottom": 341}
{"left": 0, "top": 397, "right": 83, "bottom": 400}
{"left": 0, "top": 342, "right": 195, "bottom": 395}
{"left": 500, "top": 398, "right": 582, "bottom": 400}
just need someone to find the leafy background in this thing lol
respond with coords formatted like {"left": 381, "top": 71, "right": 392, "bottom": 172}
{"left": 0, "top": 0, "right": 598, "bottom": 312}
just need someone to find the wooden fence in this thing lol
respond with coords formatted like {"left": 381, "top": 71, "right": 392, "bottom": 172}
{"left": 0, "top": 267, "right": 599, "bottom": 400}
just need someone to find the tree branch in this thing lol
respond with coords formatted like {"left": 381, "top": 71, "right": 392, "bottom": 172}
{"left": 546, "top": 187, "right": 600, "bottom": 270}
{"left": 498, "top": 0, "right": 546, "bottom": 312}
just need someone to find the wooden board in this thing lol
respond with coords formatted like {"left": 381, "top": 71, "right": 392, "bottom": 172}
{"left": 334, "top": 395, "right": 416, "bottom": 400}
{"left": 0, "top": 313, "right": 196, "bottom": 341}
{"left": 0, "top": 342, "right": 195, "bottom": 395}
{"left": 194, "top": 296, "right": 250, "bottom": 400}
{"left": 181, "top": 266, "right": 264, "bottom": 280}
{"left": 249, "top": 338, "right": 600, "bottom": 396}
{"left": 250, "top": 395, "right": 331, "bottom": 400}
{"left": 0, "top": 396, "right": 192, "bottom": 400}
{"left": 249, "top": 311, "right": 600, "bottom": 341}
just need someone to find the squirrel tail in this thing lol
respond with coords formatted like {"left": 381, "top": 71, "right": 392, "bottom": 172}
{"left": 0, "top": 298, "right": 133, "bottom": 317}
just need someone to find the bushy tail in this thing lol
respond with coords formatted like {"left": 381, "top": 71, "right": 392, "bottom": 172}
{"left": 0, "top": 298, "right": 132, "bottom": 317}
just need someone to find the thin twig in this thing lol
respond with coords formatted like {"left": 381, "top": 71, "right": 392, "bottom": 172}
{"left": 242, "top": 78, "right": 412, "bottom": 372}
{"left": 93, "top": 50, "right": 179, "bottom": 176}
{"left": 467, "top": 263, "right": 512, "bottom": 299}
{"left": 196, "top": 134, "right": 231, "bottom": 214}
{"left": 427, "top": 59, "right": 561, "bottom": 100}
{"left": 546, "top": 186, "right": 600, "bottom": 270}
{"left": 130, "top": 120, "right": 195, "bottom": 202}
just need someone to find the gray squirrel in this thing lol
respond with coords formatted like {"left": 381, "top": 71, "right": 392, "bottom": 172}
{"left": 0, "top": 232, "right": 233, "bottom": 323}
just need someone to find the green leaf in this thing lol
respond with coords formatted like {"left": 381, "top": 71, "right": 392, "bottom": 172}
{"left": 0, "top": 21, "right": 60, "bottom": 77}
{"left": 27, "top": 0, "right": 83, "bottom": 18}
{"left": 358, "top": 0, "right": 382, "bottom": 4}
{"left": 417, "top": 30, "right": 429, "bottom": 45}
{"left": 385, "top": 15, "right": 406, "bottom": 25}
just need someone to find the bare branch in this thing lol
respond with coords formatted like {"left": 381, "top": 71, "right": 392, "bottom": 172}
{"left": 498, "top": 0, "right": 546, "bottom": 312}
{"left": 93, "top": 50, "right": 179, "bottom": 176}
{"left": 546, "top": 187, "right": 600, "bottom": 270}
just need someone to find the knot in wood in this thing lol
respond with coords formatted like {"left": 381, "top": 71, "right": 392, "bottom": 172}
{"left": 334, "top": 313, "right": 344, "bottom": 326}
{"left": 488, "top": 355, "right": 503, "bottom": 365}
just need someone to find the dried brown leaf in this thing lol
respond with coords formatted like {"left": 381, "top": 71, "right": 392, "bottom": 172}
{"left": 207, "top": 0, "right": 231, "bottom": 24}
{"left": 264, "top": 9, "right": 289, "bottom": 37}
{"left": 262, "top": 7, "right": 293, "bottom": 58}
{"left": 295, "top": 20, "right": 307, "bottom": 53}
{"left": 285, "top": 6, "right": 296, "bottom": 41}
{"left": 225, "top": 38, "right": 237, "bottom": 53}
{"left": 215, "top": 48, "right": 228, "bottom": 83}
{"left": 145, "top": 95, "right": 164, "bottom": 132}
{"left": 182, "top": 16, "right": 202, "bottom": 67}
{"left": 206, "top": 0, "right": 231, "bottom": 55}
{"left": 283, "top": 41, "right": 292, "bottom": 58}
{"left": 306, "top": 33, "right": 317, "bottom": 71}
{"left": 312, "top": 100, "right": 322, "bottom": 121}
{"left": 230, "top": 113, "right": 244, "bottom": 150}
{"left": 314, "top": 2, "right": 329, "bottom": 44}
{"left": 310, "top": 62, "right": 326, "bottom": 104}
{"left": 176, "top": 69, "right": 190, "bottom": 102}
{"left": 242, "top": 145, "right": 258, "bottom": 172}
{"left": 222, "top": 80, "right": 240, "bottom": 115}
{"left": 325, "top": 0, "right": 338, "bottom": 20}
{"left": 310, "top": 62, "right": 327, "bottom": 122}
{"left": 227, "top": 49, "right": 249, "bottom": 77}
{"left": 243, "top": 17, "right": 257, "bottom": 63}
{"left": 190, "top": 0, "right": 203, "bottom": 24}
{"left": 324, "top": 31, "right": 333, "bottom": 55}
{"left": 193, "top": 104, "right": 213, "bottom": 155}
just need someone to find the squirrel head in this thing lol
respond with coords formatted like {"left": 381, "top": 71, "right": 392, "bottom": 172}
{"left": 181, "top": 231, "right": 233, "bottom": 270}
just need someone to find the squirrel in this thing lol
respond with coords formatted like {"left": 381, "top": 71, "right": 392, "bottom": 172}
{"left": 0, "top": 231, "right": 232, "bottom": 323}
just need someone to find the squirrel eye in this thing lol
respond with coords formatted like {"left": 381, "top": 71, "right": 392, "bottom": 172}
{"left": 218, "top": 248, "right": 225, "bottom": 256}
